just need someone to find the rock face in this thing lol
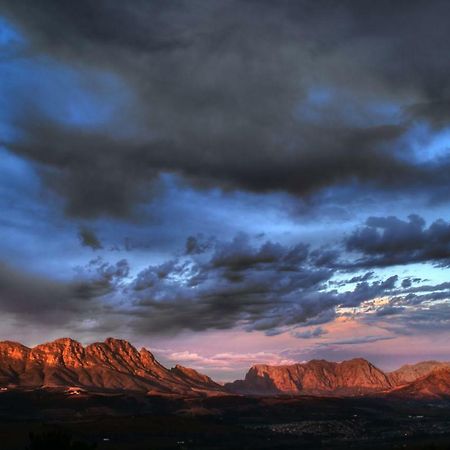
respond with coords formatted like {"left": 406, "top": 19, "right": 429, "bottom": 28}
{"left": 388, "top": 361, "right": 450, "bottom": 386}
{"left": 389, "top": 367, "right": 450, "bottom": 399}
{"left": 0, "top": 338, "right": 224, "bottom": 396}
{"left": 226, "top": 358, "right": 393, "bottom": 396}
{"left": 170, "top": 365, "right": 219, "bottom": 390}
{"left": 226, "top": 358, "right": 450, "bottom": 397}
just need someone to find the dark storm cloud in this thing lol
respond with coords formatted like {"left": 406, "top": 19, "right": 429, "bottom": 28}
{"left": 346, "top": 215, "right": 450, "bottom": 267}
{"left": 348, "top": 272, "right": 375, "bottom": 283}
{"left": 337, "top": 275, "right": 399, "bottom": 308}
{"left": 1, "top": 0, "right": 450, "bottom": 217}
{"left": 0, "top": 258, "right": 129, "bottom": 324}
{"left": 0, "top": 227, "right": 446, "bottom": 335}
{"left": 129, "top": 235, "right": 334, "bottom": 333}
{"left": 7, "top": 233, "right": 352, "bottom": 335}
{"left": 389, "top": 284, "right": 450, "bottom": 306}
{"left": 401, "top": 278, "right": 412, "bottom": 288}
{"left": 0, "top": 261, "right": 79, "bottom": 320}
{"left": 185, "top": 235, "right": 213, "bottom": 255}
{"left": 329, "top": 271, "right": 375, "bottom": 287}
{"left": 125, "top": 235, "right": 405, "bottom": 334}
{"left": 407, "top": 281, "right": 450, "bottom": 294}
{"left": 74, "top": 257, "right": 130, "bottom": 299}
{"left": 78, "top": 227, "right": 103, "bottom": 250}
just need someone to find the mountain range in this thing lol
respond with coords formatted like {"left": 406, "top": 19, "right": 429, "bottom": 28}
{"left": 226, "top": 358, "right": 450, "bottom": 398}
{"left": 0, "top": 337, "right": 222, "bottom": 396}
{"left": 1, "top": 338, "right": 449, "bottom": 399}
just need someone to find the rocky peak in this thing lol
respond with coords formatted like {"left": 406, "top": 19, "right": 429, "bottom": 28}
{"left": 85, "top": 339, "right": 142, "bottom": 373}
{"left": 29, "top": 338, "right": 85, "bottom": 367}
{"left": 52, "top": 337, "right": 80, "bottom": 346}
{"left": 389, "top": 361, "right": 450, "bottom": 386}
{"left": 139, "top": 347, "right": 158, "bottom": 367}
{"left": 0, "top": 341, "right": 30, "bottom": 372}
{"left": 139, "top": 347, "right": 156, "bottom": 361}
{"left": 171, "top": 365, "right": 219, "bottom": 387}
{"left": 390, "top": 367, "right": 450, "bottom": 399}
{"left": 227, "top": 357, "right": 392, "bottom": 395}
{"left": 0, "top": 341, "right": 30, "bottom": 355}
{"left": 104, "top": 338, "right": 142, "bottom": 364}
{"left": 104, "top": 337, "right": 135, "bottom": 351}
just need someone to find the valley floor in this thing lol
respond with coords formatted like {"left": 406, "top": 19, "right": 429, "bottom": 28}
{"left": 1, "top": 389, "right": 450, "bottom": 449}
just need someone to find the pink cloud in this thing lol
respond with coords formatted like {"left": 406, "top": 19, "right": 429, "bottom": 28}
{"left": 159, "top": 349, "right": 297, "bottom": 372}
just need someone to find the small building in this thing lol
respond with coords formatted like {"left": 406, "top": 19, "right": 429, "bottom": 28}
{"left": 66, "top": 386, "right": 86, "bottom": 395}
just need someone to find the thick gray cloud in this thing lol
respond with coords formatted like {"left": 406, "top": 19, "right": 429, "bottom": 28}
{"left": 124, "top": 236, "right": 408, "bottom": 334}
{"left": 0, "top": 258, "right": 129, "bottom": 325}
{"left": 346, "top": 215, "right": 450, "bottom": 267}
{"left": 78, "top": 227, "right": 103, "bottom": 250}
{"left": 185, "top": 235, "right": 214, "bottom": 255}
{"left": 0, "top": 262, "right": 80, "bottom": 321}
{"left": 337, "top": 275, "right": 399, "bottom": 308}
{"left": 0, "top": 228, "right": 448, "bottom": 337}
{"left": 1, "top": 0, "right": 450, "bottom": 217}
{"left": 0, "top": 235, "right": 343, "bottom": 334}
{"left": 129, "top": 235, "right": 334, "bottom": 333}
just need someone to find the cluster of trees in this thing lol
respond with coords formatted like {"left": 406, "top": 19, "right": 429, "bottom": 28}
{"left": 27, "top": 429, "right": 96, "bottom": 450}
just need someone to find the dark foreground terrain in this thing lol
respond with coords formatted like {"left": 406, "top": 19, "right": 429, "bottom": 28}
{"left": 1, "top": 389, "right": 450, "bottom": 449}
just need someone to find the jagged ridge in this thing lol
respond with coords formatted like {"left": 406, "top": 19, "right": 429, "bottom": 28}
{"left": 226, "top": 358, "right": 393, "bottom": 395}
{"left": 0, "top": 337, "right": 223, "bottom": 396}
{"left": 225, "top": 358, "right": 450, "bottom": 397}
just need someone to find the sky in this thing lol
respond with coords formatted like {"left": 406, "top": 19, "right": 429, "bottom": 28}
{"left": 0, "top": 0, "right": 449, "bottom": 381}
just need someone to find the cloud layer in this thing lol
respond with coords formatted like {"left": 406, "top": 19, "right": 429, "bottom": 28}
{"left": 2, "top": 217, "right": 448, "bottom": 338}
{"left": 347, "top": 215, "right": 450, "bottom": 267}
{"left": 1, "top": 1, "right": 450, "bottom": 217}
